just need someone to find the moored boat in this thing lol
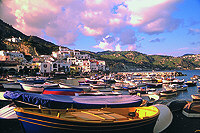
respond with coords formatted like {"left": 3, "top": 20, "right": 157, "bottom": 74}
{"left": 197, "top": 86, "right": 200, "bottom": 91}
{"left": 21, "top": 82, "right": 59, "bottom": 93}
{"left": 0, "top": 78, "right": 10, "bottom": 89}
{"left": 146, "top": 83, "right": 162, "bottom": 88}
{"left": 43, "top": 87, "right": 84, "bottom": 96}
{"left": 191, "top": 94, "right": 200, "bottom": 101}
{"left": 129, "top": 87, "right": 148, "bottom": 95}
{"left": 2, "top": 82, "right": 24, "bottom": 91}
{"left": 184, "top": 80, "right": 197, "bottom": 87}
{"left": 90, "top": 83, "right": 110, "bottom": 89}
{"left": 4, "top": 91, "right": 143, "bottom": 109}
{"left": 59, "top": 83, "right": 91, "bottom": 92}
{"left": 17, "top": 77, "right": 45, "bottom": 84}
{"left": 182, "top": 101, "right": 200, "bottom": 118}
{"left": 14, "top": 106, "right": 160, "bottom": 133}
{"left": 159, "top": 89, "right": 177, "bottom": 97}
{"left": 168, "top": 84, "right": 188, "bottom": 91}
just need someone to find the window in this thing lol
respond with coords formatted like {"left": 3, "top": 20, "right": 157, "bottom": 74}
{"left": 44, "top": 64, "right": 47, "bottom": 68}
{"left": 53, "top": 63, "right": 57, "bottom": 68}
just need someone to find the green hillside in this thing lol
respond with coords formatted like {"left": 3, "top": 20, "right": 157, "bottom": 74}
{"left": 0, "top": 18, "right": 199, "bottom": 72}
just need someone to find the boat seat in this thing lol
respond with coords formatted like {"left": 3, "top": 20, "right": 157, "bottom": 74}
{"left": 71, "top": 110, "right": 128, "bottom": 121}
{"left": 71, "top": 112, "right": 103, "bottom": 121}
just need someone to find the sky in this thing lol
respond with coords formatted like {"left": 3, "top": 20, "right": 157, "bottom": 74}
{"left": 0, "top": 0, "right": 200, "bottom": 57}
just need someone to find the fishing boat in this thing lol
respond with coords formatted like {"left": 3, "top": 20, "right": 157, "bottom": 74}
{"left": 20, "top": 82, "right": 59, "bottom": 93}
{"left": 159, "top": 89, "right": 177, "bottom": 97}
{"left": 0, "top": 104, "right": 17, "bottom": 119}
{"left": 146, "top": 83, "right": 162, "bottom": 88}
{"left": 90, "top": 83, "right": 110, "bottom": 89}
{"left": 111, "top": 83, "right": 124, "bottom": 90}
{"left": 59, "top": 83, "right": 91, "bottom": 92}
{"left": 184, "top": 81, "right": 197, "bottom": 87}
{"left": 17, "top": 77, "right": 45, "bottom": 84}
{"left": 102, "top": 78, "right": 116, "bottom": 84}
{"left": 191, "top": 94, "right": 200, "bottom": 101}
{"left": 14, "top": 106, "right": 160, "bottom": 133}
{"left": 168, "top": 84, "right": 188, "bottom": 91}
{"left": 182, "top": 101, "right": 200, "bottom": 118}
{"left": 0, "top": 78, "right": 10, "bottom": 89}
{"left": 4, "top": 91, "right": 143, "bottom": 109}
{"left": 129, "top": 87, "right": 148, "bottom": 95}
{"left": 197, "top": 86, "right": 200, "bottom": 91}
{"left": 43, "top": 87, "right": 84, "bottom": 96}
{"left": 2, "top": 82, "right": 24, "bottom": 91}
{"left": 162, "top": 78, "right": 184, "bottom": 84}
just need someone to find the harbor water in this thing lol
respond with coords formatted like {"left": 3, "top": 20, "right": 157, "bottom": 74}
{"left": 62, "top": 70, "right": 200, "bottom": 103}
{"left": 0, "top": 70, "right": 200, "bottom": 133}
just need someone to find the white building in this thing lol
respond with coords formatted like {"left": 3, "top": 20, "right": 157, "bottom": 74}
{"left": 98, "top": 60, "right": 106, "bottom": 71}
{"left": 67, "top": 57, "right": 77, "bottom": 65}
{"left": 5, "top": 37, "right": 22, "bottom": 43}
{"left": 82, "top": 60, "right": 91, "bottom": 72}
{"left": 90, "top": 60, "right": 98, "bottom": 71}
{"left": 0, "top": 50, "right": 26, "bottom": 62}
{"left": 40, "top": 62, "right": 51, "bottom": 73}
{"left": 51, "top": 60, "right": 70, "bottom": 72}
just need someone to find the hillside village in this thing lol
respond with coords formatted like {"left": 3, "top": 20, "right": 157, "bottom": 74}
{"left": 0, "top": 37, "right": 107, "bottom": 77}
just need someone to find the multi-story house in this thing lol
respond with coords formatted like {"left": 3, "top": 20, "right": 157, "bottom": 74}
{"left": 51, "top": 60, "right": 70, "bottom": 72}
{"left": 90, "top": 60, "right": 98, "bottom": 71}
{"left": 82, "top": 60, "right": 91, "bottom": 73}
{"left": 40, "top": 62, "right": 51, "bottom": 74}
{"left": 67, "top": 57, "right": 77, "bottom": 65}
{"left": 98, "top": 60, "right": 106, "bottom": 71}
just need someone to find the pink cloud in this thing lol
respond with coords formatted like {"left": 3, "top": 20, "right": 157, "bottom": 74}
{"left": 127, "top": 44, "right": 137, "bottom": 51}
{"left": 93, "top": 35, "right": 114, "bottom": 51}
{"left": 140, "top": 17, "right": 181, "bottom": 34}
{"left": 0, "top": 0, "right": 182, "bottom": 48}
{"left": 115, "top": 44, "right": 122, "bottom": 51}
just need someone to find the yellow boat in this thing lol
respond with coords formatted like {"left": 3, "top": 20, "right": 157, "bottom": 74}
{"left": 14, "top": 106, "right": 159, "bottom": 133}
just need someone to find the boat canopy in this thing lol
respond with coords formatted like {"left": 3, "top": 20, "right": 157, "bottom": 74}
{"left": 4, "top": 91, "right": 143, "bottom": 109}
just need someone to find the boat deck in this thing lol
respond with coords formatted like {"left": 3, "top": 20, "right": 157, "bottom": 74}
{"left": 15, "top": 106, "right": 159, "bottom": 123}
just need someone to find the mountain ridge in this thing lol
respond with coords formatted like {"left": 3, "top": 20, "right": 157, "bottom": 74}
{"left": 0, "top": 18, "right": 199, "bottom": 71}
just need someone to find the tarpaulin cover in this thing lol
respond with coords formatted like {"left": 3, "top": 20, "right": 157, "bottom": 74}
{"left": 4, "top": 91, "right": 74, "bottom": 109}
{"left": 4, "top": 91, "right": 142, "bottom": 109}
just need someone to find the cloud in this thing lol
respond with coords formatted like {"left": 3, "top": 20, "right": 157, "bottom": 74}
{"left": 93, "top": 35, "right": 114, "bottom": 51}
{"left": 149, "top": 37, "right": 165, "bottom": 43}
{"left": 115, "top": 44, "right": 122, "bottom": 51}
{"left": 191, "top": 41, "right": 200, "bottom": 45}
{"left": 120, "top": 29, "right": 137, "bottom": 45}
{"left": 140, "top": 17, "right": 182, "bottom": 34}
{"left": 0, "top": 0, "right": 182, "bottom": 47}
{"left": 188, "top": 28, "right": 200, "bottom": 35}
{"left": 127, "top": 44, "right": 137, "bottom": 51}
